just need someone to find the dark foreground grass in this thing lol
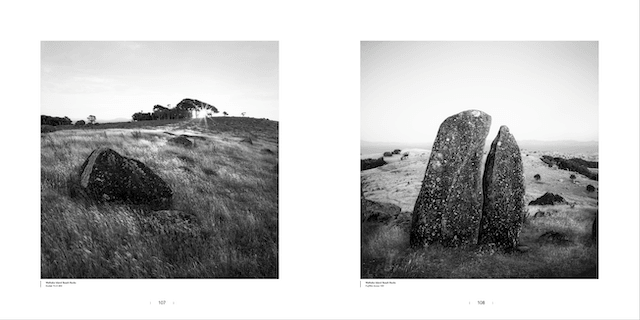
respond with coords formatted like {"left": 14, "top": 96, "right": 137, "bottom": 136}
{"left": 362, "top": 206, "right": 597, "bottom": 278}
{"left": 41, "top": 119, "right": 278, "bottom": 278}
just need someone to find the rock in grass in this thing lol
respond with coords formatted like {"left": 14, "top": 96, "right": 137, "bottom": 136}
{"left": 168, "top": 136, "right": 193, "bottom": 147}
{"left": 478, "top": 126, "right": 525, "bottom": 250}
{"left": 361, "top": 199, "right": 402, "bottom": 223}
{"left": 528, "top": 192, "right": 567, "bottom": 205}
{"left": 240, "top": 137, "right": 253, "bottom": 144}
{"left": 537, "top": 231, "right": 572, "bottom": 245}
{"left": 77, "top": 147, "right": 172, "bottom": 209}
{"left": 410, "top": 110, "right": 491, "bottom": 247}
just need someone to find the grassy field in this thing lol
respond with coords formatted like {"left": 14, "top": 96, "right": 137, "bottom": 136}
{"left": 361, "top": 149, "right": 598, "bottom": 278}
{"left": 41, "top": 117, "right": 278, "bottom": 278}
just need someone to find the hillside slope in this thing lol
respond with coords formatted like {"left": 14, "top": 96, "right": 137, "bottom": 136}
{"left": 41, "top": 117, "right": 278, "bottom": 278}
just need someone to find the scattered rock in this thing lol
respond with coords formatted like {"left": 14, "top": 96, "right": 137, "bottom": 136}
{"left": 261, "top": 148, "right": 275, "bottom": 154}
{"left": 586, "top": 184, "right": 596, "bottom": 192}
{"left": 515, "top": 244, "right": 531, "bottom": 253}
{"left": 533, "top": 211, "right": 547, "bottom": 218}
{"left": 168, "top": 136, "right": 193, "bottom": 147}
{"left": 537, "top": 231, "right": 572, "bottom": 245}
{"left": 478, "top": 125, "right": 525, "bottom": 250}
{"left": 362, "top": 199, "right": 402, "bottom": 223}
{"left": 410, "top": 109, "right": 491, "bottom": 247}
{"left": 240, "top": 137, "right": 253, "bottom": 144}
{"left": 76, "top": 147, "right": 173, "bottom": 209}
{"left": 528, "top": 192, "right": 567, "bottom": 205}
{"left": 540, "top": 155, "right": 598, "bottom": 180}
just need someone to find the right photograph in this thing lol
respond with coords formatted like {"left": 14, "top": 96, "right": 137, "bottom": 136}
{"left": 361, "top": 41, "right": 598, "bottom": 278}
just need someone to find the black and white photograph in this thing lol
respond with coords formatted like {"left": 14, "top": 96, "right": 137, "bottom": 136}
{"left": 1, "top": 1, "right": 638, "bottom": 319}
{"left": 40, "top": 41, "right": 278, "bottom": 278}
{"left": 361, "top": 41, "right": 599, "bottom": 278}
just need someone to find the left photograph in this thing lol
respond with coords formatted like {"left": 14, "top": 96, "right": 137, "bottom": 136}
{"left": 41, "top": 41, "right": 279, "bottom": 278}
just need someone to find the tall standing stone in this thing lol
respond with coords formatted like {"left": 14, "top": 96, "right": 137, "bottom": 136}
{"left": 478, "top": 126, "right": 525, "bottom": 250}
{"left": 410, "top": 110, "right": 491, "bottom": 247}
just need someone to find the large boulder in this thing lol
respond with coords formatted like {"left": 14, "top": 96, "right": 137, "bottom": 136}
{"left": 410, "top": 110, "right": 491, "bottom": 247}
{"left": 478, "top": 126, "right": 525, "bottom": 250}
{"left": 77, "top": 147, "right": 173, "bottom": 209}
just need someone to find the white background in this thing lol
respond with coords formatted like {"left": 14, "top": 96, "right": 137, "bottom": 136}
{"left": 0, "top": 0, "right": 638, "bottom": 319}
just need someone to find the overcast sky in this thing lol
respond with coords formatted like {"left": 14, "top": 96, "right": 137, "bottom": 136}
{"left": 41, "top": 41, "right": 278, "bottom": 122}
{"left": 361, "top": 41, "right": 598, "bottom": 143}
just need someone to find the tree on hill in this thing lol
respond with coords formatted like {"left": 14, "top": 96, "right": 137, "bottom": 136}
{"left": 153, "top": 105, "right": 171, "bottom": 120}
{"left": 241, "top": 112, "right": 246, "bottom": 117}
{"left": 41, "top": 115, "right": 72, "bottom": 126}
{"left": 132, "top": 112, "right": 153, "bottom": 121}
{"left": 176, "top": 98, "right": 218, "bottom": 118}
{"left": 87, "top": 115, "right": 96, "bottom": 124}
{"left": 223, "top": 111, "right": 228, "bottom": 116}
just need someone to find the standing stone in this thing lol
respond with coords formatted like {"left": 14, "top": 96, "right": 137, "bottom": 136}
{"left": 78, "top": 147, "right": 173, "bottom": 209}
{"left": 410, "top": 110, "right": 491, "bottom": 247}
{"left": 478, "top": 125, "right": 525, "bottom": 250}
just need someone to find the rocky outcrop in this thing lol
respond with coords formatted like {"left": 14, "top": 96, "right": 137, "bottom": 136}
{"left": 76, "top": 147, "right": 173, "bottom": 209}
{"left": 528, "top": 192, "right": 567, "bottom": 206}
{"left": 410, "top": 110, "right": 491, "bottom": 247}
{"left": 478, "top": 126, "right": 525, "bottom": 250}
{"left": 540, "top": 155, "right": 598, "bottom": 180}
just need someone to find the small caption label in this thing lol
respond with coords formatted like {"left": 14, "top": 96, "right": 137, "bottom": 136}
{"left": 363, "top": 281, "right": 396, "bottom": 288}
{"left": 43, "top": 281, "right": 77, "bottom": 288}
{"left": 469, "top": 300, "right": 494, "bottom": 305}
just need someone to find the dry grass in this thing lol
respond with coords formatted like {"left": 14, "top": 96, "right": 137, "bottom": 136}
{"left": 362, "top": 150, "right": 597, "bottom": 278}
{"left": 362, "top": 205, "right": 597, "bottom": 278}
{"left": 41, "top": 118, "right": 278, "bottom": 278}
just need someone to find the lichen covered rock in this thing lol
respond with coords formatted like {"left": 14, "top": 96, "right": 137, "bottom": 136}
{"left": 410, "top": 109, "right": 491, "bottom": 247}
{"left": 478, "top": 125, "right": 525, "bottom": 250}
{"left": 77, "top": 147, "right": 173, "bottom": 209}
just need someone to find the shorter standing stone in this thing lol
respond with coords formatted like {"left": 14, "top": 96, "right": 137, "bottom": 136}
{"left": 478, "top": 125, "right": 525, "bottom": 250}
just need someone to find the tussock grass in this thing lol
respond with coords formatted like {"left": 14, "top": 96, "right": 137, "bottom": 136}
{"left": 362, "top": 205, "right": 597, "bottom": 278}
{"left": 41, "top": 119, "right": 278, "bottom": 278}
